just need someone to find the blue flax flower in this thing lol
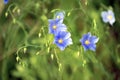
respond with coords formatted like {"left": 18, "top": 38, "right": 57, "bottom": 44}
{"left": 101, "top": 10, "right": 115, "bottom": 25}
{"left": 80, "top": 32, "right": 99, "bottom": 51}
{"left": 48, "top": 19, "right": 67, "bottom": 35}
{"left": 54, "top": 11, "right": 65, "bottom": 23}
{"left": 4, "top": 0, "right": 9, "bottom": 4}
{"left": 54, "top": 31, "right": 73, "bottom": 51}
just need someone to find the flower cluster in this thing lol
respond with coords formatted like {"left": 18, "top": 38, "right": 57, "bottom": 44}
{"left": 101, "top": 10, "right": 115, "bottom": 25}
{"left": 48, "top": 11, "right": 100, "bottom": 52}
{"left": 48, "top": 11, "right": 73, "bottom": 51}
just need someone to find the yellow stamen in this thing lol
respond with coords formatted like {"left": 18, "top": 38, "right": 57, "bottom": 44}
{"left": 53, "top": 25, "right": 57, "bottom": 30}
{"left": 85, "top": 40, "right": 90, "bottom": 45}
{"left": 107, "top": 15, "right": 112, "bottom": 20}
{"left": 58, "top": 39, "right": 63, "bottom": 44}
{"left": 57, "top": 16, "right": 60, "bottom": 19}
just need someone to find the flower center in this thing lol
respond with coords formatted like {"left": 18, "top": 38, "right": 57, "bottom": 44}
{"left": 85, "top": 40, "right": 90, "bottom": 45}
{"left": 107, "top": 15, "right": 112, "bottom": 20}
{"left": 58, "top": 39, "right": 63, "bottom": 44}
{"left": 57, "top": 16, "right": 60, "bottom": 19}
{"left": 53, "top": 25, "right": 57, "bottom": 30}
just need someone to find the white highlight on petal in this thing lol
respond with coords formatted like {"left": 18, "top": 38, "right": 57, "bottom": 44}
{"left": 64, "top": 32, "right": 71, "bottom": 39}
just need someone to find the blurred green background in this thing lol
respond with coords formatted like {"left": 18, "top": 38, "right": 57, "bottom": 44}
{"left": 0, "top": 0, "right": 120, "bottom": 80}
